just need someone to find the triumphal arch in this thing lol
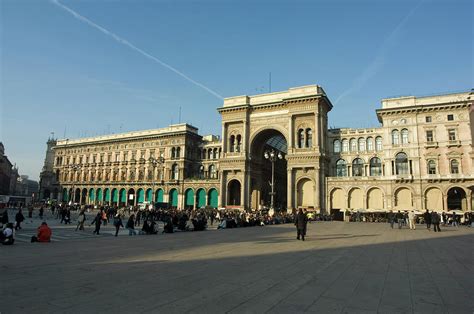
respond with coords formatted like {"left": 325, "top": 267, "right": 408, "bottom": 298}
{"left": 217, "top": 85, "right": 333, "bottom": 211}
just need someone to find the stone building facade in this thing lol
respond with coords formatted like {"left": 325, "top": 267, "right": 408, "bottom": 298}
{"left": 39, "top": 85, "right": 474, "bottom": 212}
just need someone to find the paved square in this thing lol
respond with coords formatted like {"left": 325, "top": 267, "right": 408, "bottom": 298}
{"left": 2, "top": 222, "right": 473, "bottom": 313}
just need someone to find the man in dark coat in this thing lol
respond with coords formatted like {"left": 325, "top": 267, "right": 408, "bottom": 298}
{"left": 423, "top": 209, "right": 431, "bottom": 230}
{"left": 294, "top": 209, "right": 308, "bottom": 241}
{"left": 431, "top": 211, "right": 441, "bottom": 232}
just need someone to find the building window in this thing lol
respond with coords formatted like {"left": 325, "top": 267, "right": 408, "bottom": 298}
{"left": 426, "top": 116, "right": 432, "bottom": 123}
{"left": 426, "top": 130, "right": 434, "bottom": 142}
{"left": 448, "top": 129, "right": 456, "bottom": 141}
{"left": 358, "top": 138, "right": 365, "bottom": 152}
{"left": 209, "top": 164, "right": 217, "bottom": 179}
{"left": 172, "top": 164, "right": 179, "bottom": 180}
{"left": 427, "top": 160, "right": 436, "bottom": 174}
{"left": 176, "top": 147, "right": 181, "bottom": 158}
{"left": 375, "top": 136, "right": 383, "bottom": 151}
{"left": 450, "top": 159, "right": 459, "bottom": 174}
{"left": 336, "top": 159, "right": 347, "bottom": 177}
{"left": 392, "top": 130, "right": 399, "bottom": 145}
{"left": 297, "top": 129, "right": 304, "bottom": 148}
{"left": 366, "top": 137, "right": 373, "bottom": 151}
{"left": 350, "top": 138, "right": 357, "bottom": 152}
{"left": 352, "top": 158, "right": 364, "bottom": 176}
{"left": 342, "top": 139, "right": 349, "bottom": 152}
{"left": 305, "top": 129, "right": 312, "bottom": 148}
{"left": 395, "top": 152, "right": 409, "bottom": 175}
{"left": 333, "top": 140, "right": 341, "bottom": 153}
{"left": 229, "top": 135, "right": 235, "bottom": 152}
{"left": 369, "top": 157, "right": 382, "bottom": 176}
{"left": 401, "top": 129, "right": 409, "bottom": 144}
{"left": 236, "top": 135, "right": 242, "bottom": 152}
{"left": 447, "top": 114, "right": 454, "bottom": 121}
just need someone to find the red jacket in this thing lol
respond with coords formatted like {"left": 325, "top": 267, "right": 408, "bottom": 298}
{"left": 37, "top": 225, "right": 52, "bottom": 242}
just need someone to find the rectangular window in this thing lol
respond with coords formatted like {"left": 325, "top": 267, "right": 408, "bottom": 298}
{"left": 425, "top": 116, "right": 432, "bottom": 123}
{"left": 448, "top": 129, "right": 456, "bottom": 141}
{"left": 115, "top": 154, "right": 120, "bottom": 162}
{"left": 426, "top": 130, "right": 433, "bottom": 142}
{"left": 447, "top": 114, "right": 454, "bottom": 121}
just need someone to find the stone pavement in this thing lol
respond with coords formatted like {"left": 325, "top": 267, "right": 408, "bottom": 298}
{"left": 1, "top": 222, "right": 473, "bottom": 313}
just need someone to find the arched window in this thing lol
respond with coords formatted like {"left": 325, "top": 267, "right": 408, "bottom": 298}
{"left": 229, "top": 135, "right": 235, "bottom": 152}
{"left": 207, "top": 149, "right": 212, "bottom": 159}
{"left": 352, "top": 158, "right": 364, "bottom": 176}
{"left": 392, "top": 130, "right": 399, "bottom": 145}
{"left": 333, "top": 140, "right": 341, "bottom": 153}
{"left": 297, "top": 129, "right": 304, "bottom": 148}
{"left": 336, "top": 159, "right": 347, "bottom": 177}
{"left": 450, "top": 159, "right": 459, "bottom": 174}
{"left": 213, "top": 148, "right": 218, "bottom": 159}
{"left": 172, "top": 164, "right": 179, "bottom": 180}
{"left": 401, "top": 129, "right": 409, "bottom": 144}
{"left": 176, "top": 147, "right": 181, "bottom": 158}
{"left": 375, "top": 136, "right": 383, "bottom": 151}
{"left": 305, "top": 128, "right": 312, "bottom": 147}
{"left": 209, "top": 164, "right": 217, "bottom": 179}
{"left": 369, "top": 157, "right": 382, "bottom": 176}
{"left": 427, "top": 160, "right": 436, "bottom": 174}
{"left": 395, "top": 152, "right": 408, "bottom": 175}
{"left": 366, "top": 137, "right": 373, "bottom": 151}
{"left": 342, "top": 139, "right": 349, "bottom": 152}
{"left": 358, "top": 138, "right": 365, "bottom": 152}
{"left": 350, "top": 138, "right": 357, "bottom": 152}
{"left": 171, "top": 147, "right": 176, "bottom": 158}
{"left": 236, "top": 134, "right": 242, "bottom": 152}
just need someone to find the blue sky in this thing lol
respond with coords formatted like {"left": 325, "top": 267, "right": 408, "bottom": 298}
{"left": 1, "top": 0, "right": 472, "bottom": 180}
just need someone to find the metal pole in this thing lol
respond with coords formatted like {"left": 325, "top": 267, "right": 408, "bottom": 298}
{"left": 271, "top": 158, "right": 275, "bottom": 209}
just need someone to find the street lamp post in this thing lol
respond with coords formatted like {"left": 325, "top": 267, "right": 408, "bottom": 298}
{"left": 149, "top": 155, "right": 165, "bottom": 206}
{"left": 70, "top": 164, "right": 81, "bottom": 204}
{"left": 264, "top": 149, "right": 283, "bottom": 215}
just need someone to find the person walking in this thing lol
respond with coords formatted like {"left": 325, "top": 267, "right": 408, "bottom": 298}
{"left": 408, "top": 210, "right": 416, "bottom": 230}
{"left": 126, "top": 214, "right": 137, "bottom": 236}
{"left": 91, "top": 212, "right": 102, "bottom": 235}
{"left": 451, "top": 212, "right": 458, "bottom": 227}
{"left": 76, "top": 210, "right": 86, "bottom": 231}
{"left": 423, "top": 209, "right": 431, "bottom": 231}
{"left": 431, "top": 211, "right": 441, "bottom": 232}
{"left": 388, "top": 210, "right": 395, "bottom": 229}
{"left": 15, "top": 209, "right": 25, "bottom": 230}
{"left": 39, "top": 206, "right": 44, "bottom": 220}
{"left": 113, "top": 214, "right": 124, "bottom": 237}
{"left": 396, "top": 211, "right": 404, "bottom": 229}
{"left": 294, "top": 209, "right": 308, "bottom": 241}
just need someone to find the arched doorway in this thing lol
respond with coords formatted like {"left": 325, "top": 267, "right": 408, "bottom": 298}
{"left": 196, "top": 188, "right": 206, "bottom": 208}
{"left": 119, "top": 189, "right": 126, "bottom": 206}
{"left": 425, "top": 187, "right": 442, "bottom": 210}
{"left": 249, "top": 129, "right": 288, "bottom": 210}
{"left": 348, "top": 188, "right": 363, "bottom": 209}
{"left": 43, "top": 189, "right": 51, "bottom": 200}
{"left": 136, "top": 188, "right": 144, "bottom": 203}
{"left": 227, "top": 180, "right": 241, "bottom": 206}
{"left": 296, "top": 178, "right": 314, "bottom": 208}
{"left": 330, "top": 188, "right": 344, "bottom": 209}
{"left": 155, "top": 189, "right": 164, "bottom": 203}
{"left": 104, "top": 188, "right": 111, "bottom": 204}
{"left": 367, "top": 188, "right": 383, "bottom": 209}
{"left": 127, "top": 189, "right": 135, "bottom": 206}
{"left": 169, "top": 189, "right": 178, "bottom": 208}
{"left": 62, "top": 188, "right": 68, "bottom": 202}
{"left": 394, "top": 188, "right": 413, "bottom": 209}
{"left": 185, "top": 189, "right": 194, "bottom": 209}
{"left": 53, "top": 188, "right": 59, "bottom": 200}
{"left": 81, "top": 188, "right": 87, "bottom": 204}
{"left": 447, "top": 187, "right": 467, "bottom": 211}
{"left": 89, "top": 188, "right": 95, "bottom": 204}
{"left": 96, "top": 188, "right": 103, "bottom": 205}
{"left": 208, "top": 188, "right": 218, "bottom": 208}
{"left": 145, "top": 188, "right": 152, "bottom": 202}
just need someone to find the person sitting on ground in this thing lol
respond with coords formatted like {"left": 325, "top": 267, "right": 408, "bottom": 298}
{"left": 1, "top": 223, "right": 15, "bottom": 245}
{"left": 141, "top": 219, "right": 158, "bottom": 235}
{"left": 31, "top": 222, "right": 52, "bottom": 243}
{"left": 163, "top": 217, "right": 174, "bottom": 234}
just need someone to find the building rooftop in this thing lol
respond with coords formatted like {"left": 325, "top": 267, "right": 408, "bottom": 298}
{"left": 55, "top": 123, "right": 199, "bottom": 147}
{"left": 380, "top": 90, "right": 471, "bottom": 109}
{"left": 222, "top": 85, "right": 328, "bottom": 108}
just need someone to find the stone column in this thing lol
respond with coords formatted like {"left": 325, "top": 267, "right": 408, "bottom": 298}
{"left": 287, "top": 168, "right": 293, "bottom": 211}
{"left": 443, "top": 195, "right": 448, "bottom": 211}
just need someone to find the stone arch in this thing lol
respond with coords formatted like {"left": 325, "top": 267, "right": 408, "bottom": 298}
{"left": 208, "top": 188, "right": 218, "bottom": 208}
{"left": 196, "top": 188, "right": 206, "bottom": 208}
{"left": 367, "top": 187, "right": 383, "bottom": 209}
{"left": 330, "top": 188, "right": 345, "bottom": 210}
{"left": 227, "top": 179, "right": 241, "bottom": 206}
{"left": 169, "top": 188, "right": 178, "bottom": 208}
{"left": 425, "top": 187, "right": 443, "bottom": 211}
{"left": 394, "top": 187, "right": 413, "bottom": 209}
{"left": 185, "top": 188, "right": 194, "bottom": 209}
{"left": 348, "top": 187, "right": 364, "bottom": 209}
{"left": 446, "top": 186, "right": 467, "bottom": 211}
{"left": 249, "top": 125, "right": 289, "bottom": 153}
{"left": 296, "top": 178, "right": 315, "bottom": 208}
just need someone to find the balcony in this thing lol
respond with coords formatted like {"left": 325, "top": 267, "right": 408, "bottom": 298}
{"left": 447, "top": 140, "right": 461, "bottom": 147}
{"left": 424, "top": 141, "right": 438, "bottom": 148}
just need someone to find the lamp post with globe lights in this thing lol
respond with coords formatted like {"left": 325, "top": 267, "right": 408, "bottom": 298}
{"left": 264, "top": 149, "right": 283, "bottom": 215}
{"left": 149, "top": 155, "right": 165, "bottom": 205}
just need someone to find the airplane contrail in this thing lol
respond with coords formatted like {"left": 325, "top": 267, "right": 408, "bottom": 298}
{"left": 50, "top": 0, "right": 223, "bottom": 100}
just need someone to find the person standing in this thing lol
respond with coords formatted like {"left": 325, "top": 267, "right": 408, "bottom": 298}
{"left": 76, "top": 210, "right": 86, "bottom": 231}
{"left": 15, "top": 209, "right": 25, "bottom": 230}
{"left": 388, "top": 210, "right": 395, "bottom": 229}
{"left": 126, "top": 214, "right": 137, "bottom": 236}
{"left": 423, "top": 209, "right": 431, "bottom": 231}
{"left": 39, "top": 206, "right": 44, "bottom": 220}
{"left": 431, "top": 211, "right": 441, "bottom": 232}
{"left": 451, "top": 212, "right": 458, "bottom": 227}
{"left": 396, "top": 211, "right": 404, "bottom": 229}
{"left": 91, "top": 212, "right": 102, "bottom": 235}
{"left": 113, "top": 214, "right": 124, "bottom": 237}
{"left": 408, "top": 210, "right": 416, "bottom": 230}
{"left": 294, "top": 209, "right": 308, "bottom": 241}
